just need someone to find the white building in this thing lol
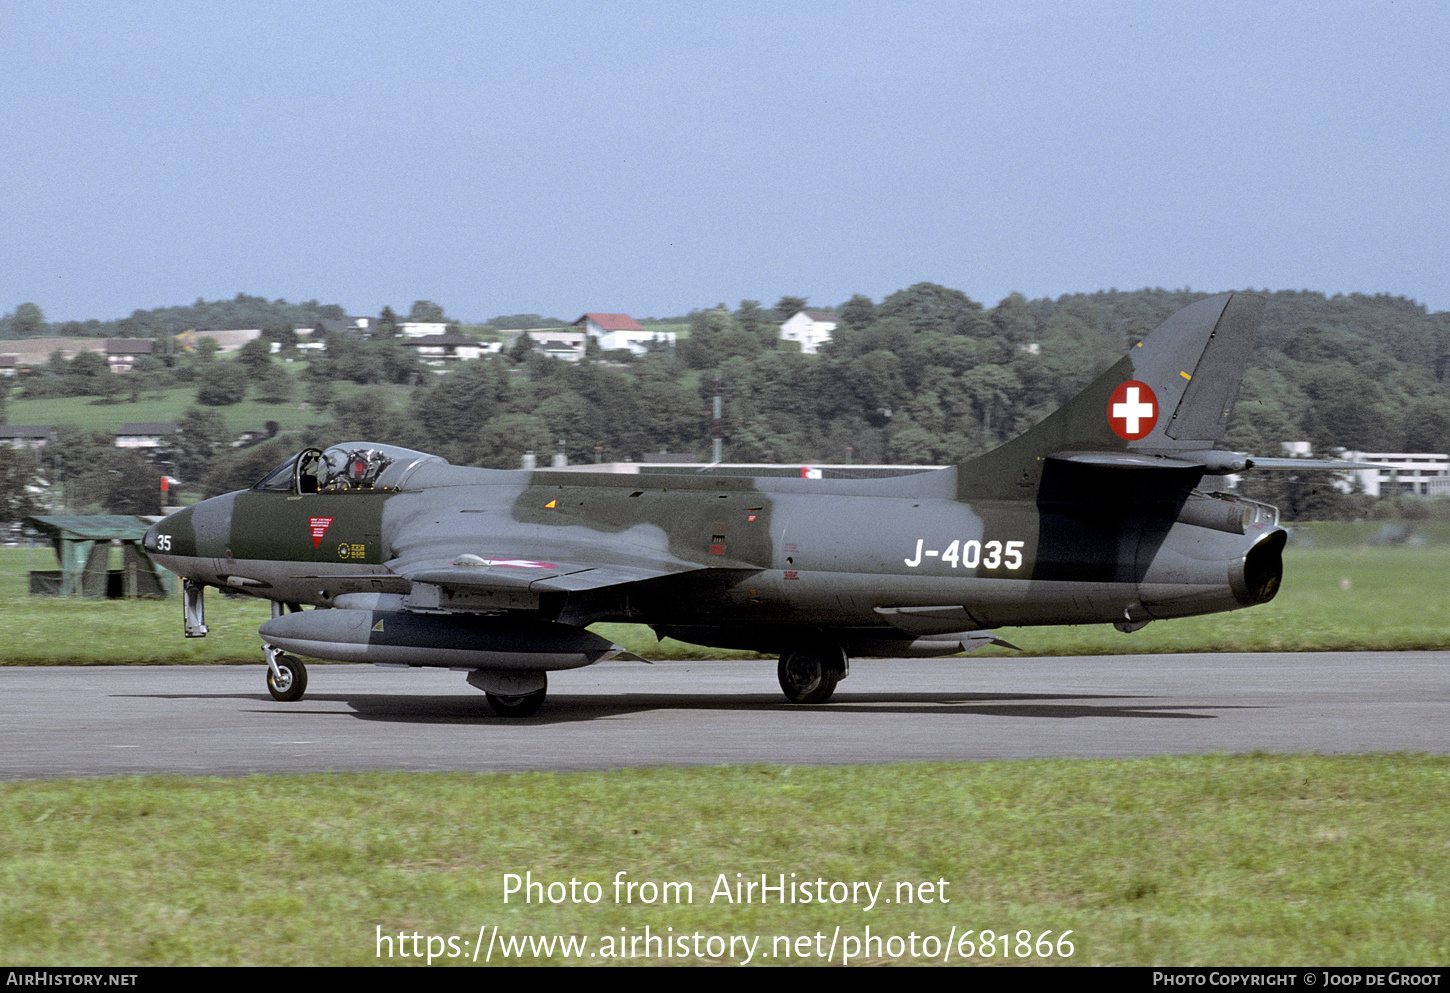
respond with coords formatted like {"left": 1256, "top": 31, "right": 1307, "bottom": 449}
{"left": 104, "top": 339, "right": 153, "bottom": 373}
{"left": 1341, "top": 452, "right": 1450, "bottom": 497}
{"left": 182, "top": 328, "right": 264, "bottom": 354}
{"left": 779, "top": 310, "right": 839, "bottom": 354}
{"left": 505, "top": 329, "right": 587, "bottom": 362}
{"left": 404, "top": 334, "right": 491, "bottom": 366}
{"left": 0, "top": 426, "right": 55, "bottom": 449}
{"left": 573, "top": 313, "right": 676, "bottom": 355}
{"left": 115, "top": 423, "right": 179, "bottom": 448}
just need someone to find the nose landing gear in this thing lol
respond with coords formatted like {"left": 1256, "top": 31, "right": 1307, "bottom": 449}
{"left": 264, "top": 643, "right": 308, "bottom": 702}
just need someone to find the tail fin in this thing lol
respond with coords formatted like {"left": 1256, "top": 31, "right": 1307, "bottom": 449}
{"left": 958, "top": 292, "right": 1265, "bottom": 500}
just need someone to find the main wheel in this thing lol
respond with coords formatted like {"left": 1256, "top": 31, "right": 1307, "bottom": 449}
{"left": 778, "top": 647, "right": 841, "bottom": 705}
{"left": 266, "top": 654, "right": 308, "bottom": 702}
{"left": 485, "top": 688, "right": 546, "bottom": 718}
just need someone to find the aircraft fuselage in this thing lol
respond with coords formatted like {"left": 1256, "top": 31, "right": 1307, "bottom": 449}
{"left": 150, "top": 459, "right": 1284, "bottom": 654}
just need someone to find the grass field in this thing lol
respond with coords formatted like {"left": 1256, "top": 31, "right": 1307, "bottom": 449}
{"left": 3, "top": 756, "right": 1448, "bottom": 966}
{"left": 0, "top": 528, "right": 1444, "bottom": 666}
{"left": 7, "top": 374, "right": 411, "bottom": 435}
{"left": 2, "top": 525, "right": 1444, "bottom": 967}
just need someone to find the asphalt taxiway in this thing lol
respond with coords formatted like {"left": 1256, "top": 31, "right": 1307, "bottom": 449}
{"left": 2, "top": 652, "right": 1446, "bottom": 777}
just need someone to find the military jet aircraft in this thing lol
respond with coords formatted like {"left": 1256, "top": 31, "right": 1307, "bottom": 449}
{"left": 145, "top": 292, "right": 1341, "bottom": 717}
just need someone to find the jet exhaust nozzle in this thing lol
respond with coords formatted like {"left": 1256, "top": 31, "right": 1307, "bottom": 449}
{"left": 1231, "top": 529, "right": 1287, "bottom": 607}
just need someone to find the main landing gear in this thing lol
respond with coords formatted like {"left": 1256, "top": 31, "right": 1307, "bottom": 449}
{"left": 466, "top": 669, "right": 548, "bottom": 718}
{"left": 483, "top": 688, "right": 547, "bottom": 718}
{"left": 777, "top": 642, "right": 848, "bottom": 705}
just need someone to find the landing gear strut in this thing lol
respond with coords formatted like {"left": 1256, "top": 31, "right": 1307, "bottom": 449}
{"left": 182, "top": 578, "right": 209, "bottom": 638}
{"left": 778, "top": 642, "right": 848, "bottom": 705}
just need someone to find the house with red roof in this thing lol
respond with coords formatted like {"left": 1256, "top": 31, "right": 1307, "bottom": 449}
{"left": 573, "top": 313, "right": 676, "bottom": 356}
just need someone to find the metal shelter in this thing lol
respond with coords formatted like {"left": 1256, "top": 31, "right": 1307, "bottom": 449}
{"left": 22, "top": 515, "right": 173, "bottom": 598}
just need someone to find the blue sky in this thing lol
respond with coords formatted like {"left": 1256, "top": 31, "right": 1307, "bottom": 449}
{"left": 4, "top": 0, "right": 1448, "bottom": 323}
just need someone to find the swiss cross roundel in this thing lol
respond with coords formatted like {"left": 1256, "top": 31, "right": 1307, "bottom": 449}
{"left": 1107, "top": 380, "right": 1158, "bottom": 440}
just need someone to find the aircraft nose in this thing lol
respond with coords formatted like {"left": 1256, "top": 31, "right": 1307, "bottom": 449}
{"left": 144, "top": 503, "right": 202, "bottom": 558}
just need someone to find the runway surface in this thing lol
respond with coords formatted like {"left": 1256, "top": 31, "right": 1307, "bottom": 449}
{"left": 2, "top": 652, "right": 1447, "bottom": 778}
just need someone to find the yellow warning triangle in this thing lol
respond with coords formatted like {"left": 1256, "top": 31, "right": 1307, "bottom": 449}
{"left": 371, "top": 619, "right": 384, "bottom": 632}
{"left": 544, "top": 499, "right": 557, "bottom": 509}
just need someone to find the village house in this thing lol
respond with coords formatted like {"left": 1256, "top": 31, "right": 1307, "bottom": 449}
{"left": 404, "top": 334, "right": 493, "bottom": 366}
{"left": 779, "top": 310, "right": 839, "bottom": 354}
{"left": 114, "top": 423, "right": 179, "bottom": 449}
{"left": 573, "top": 313, "right": 676, "bottom": 355}
{"left": 0, "top": 426, "right": 56, "bottom": 449}
{"left": 104, "top": 339, "right": 153, "bottom": 373}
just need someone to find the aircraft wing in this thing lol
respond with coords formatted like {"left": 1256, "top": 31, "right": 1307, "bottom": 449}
{"left": 379, "top": 531, "right": 719, "bottom": 613}
{"left": 402, "top": 558, "right": 688, "bottom": 594}
{"left": 270, "top": 532, "right": 720, "bottom": 608}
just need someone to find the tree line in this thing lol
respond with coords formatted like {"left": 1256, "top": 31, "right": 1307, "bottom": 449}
{"left": 2, "top": 284, "right": 1447, "bottom": 521}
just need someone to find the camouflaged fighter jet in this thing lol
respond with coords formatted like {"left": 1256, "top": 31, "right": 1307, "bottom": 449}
{"left": 144, "top": 292, "right": 1339, "bottom": 717}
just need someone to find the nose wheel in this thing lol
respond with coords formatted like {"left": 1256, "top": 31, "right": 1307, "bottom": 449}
{"left": 264, "top": 644, "right": 308, "bottom": 702}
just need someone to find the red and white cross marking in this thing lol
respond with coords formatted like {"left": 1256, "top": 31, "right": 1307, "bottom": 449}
{"left": 1107, "top": 381, "right": 1158, "bottom": 440}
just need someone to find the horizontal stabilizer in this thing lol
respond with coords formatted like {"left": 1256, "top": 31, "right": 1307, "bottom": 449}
{"left": 1243, "top": 457, "right": 1377, "bottom": 471}
{"left": 1054, "top": 450, "right": 1373, "bottom": 474}
{"left": 1049, "top": 451, "right": 1205, "bottom": 470}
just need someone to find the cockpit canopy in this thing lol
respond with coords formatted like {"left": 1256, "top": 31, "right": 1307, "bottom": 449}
{"left": 253, "top": 443, "right": 445, "bottom": 495}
